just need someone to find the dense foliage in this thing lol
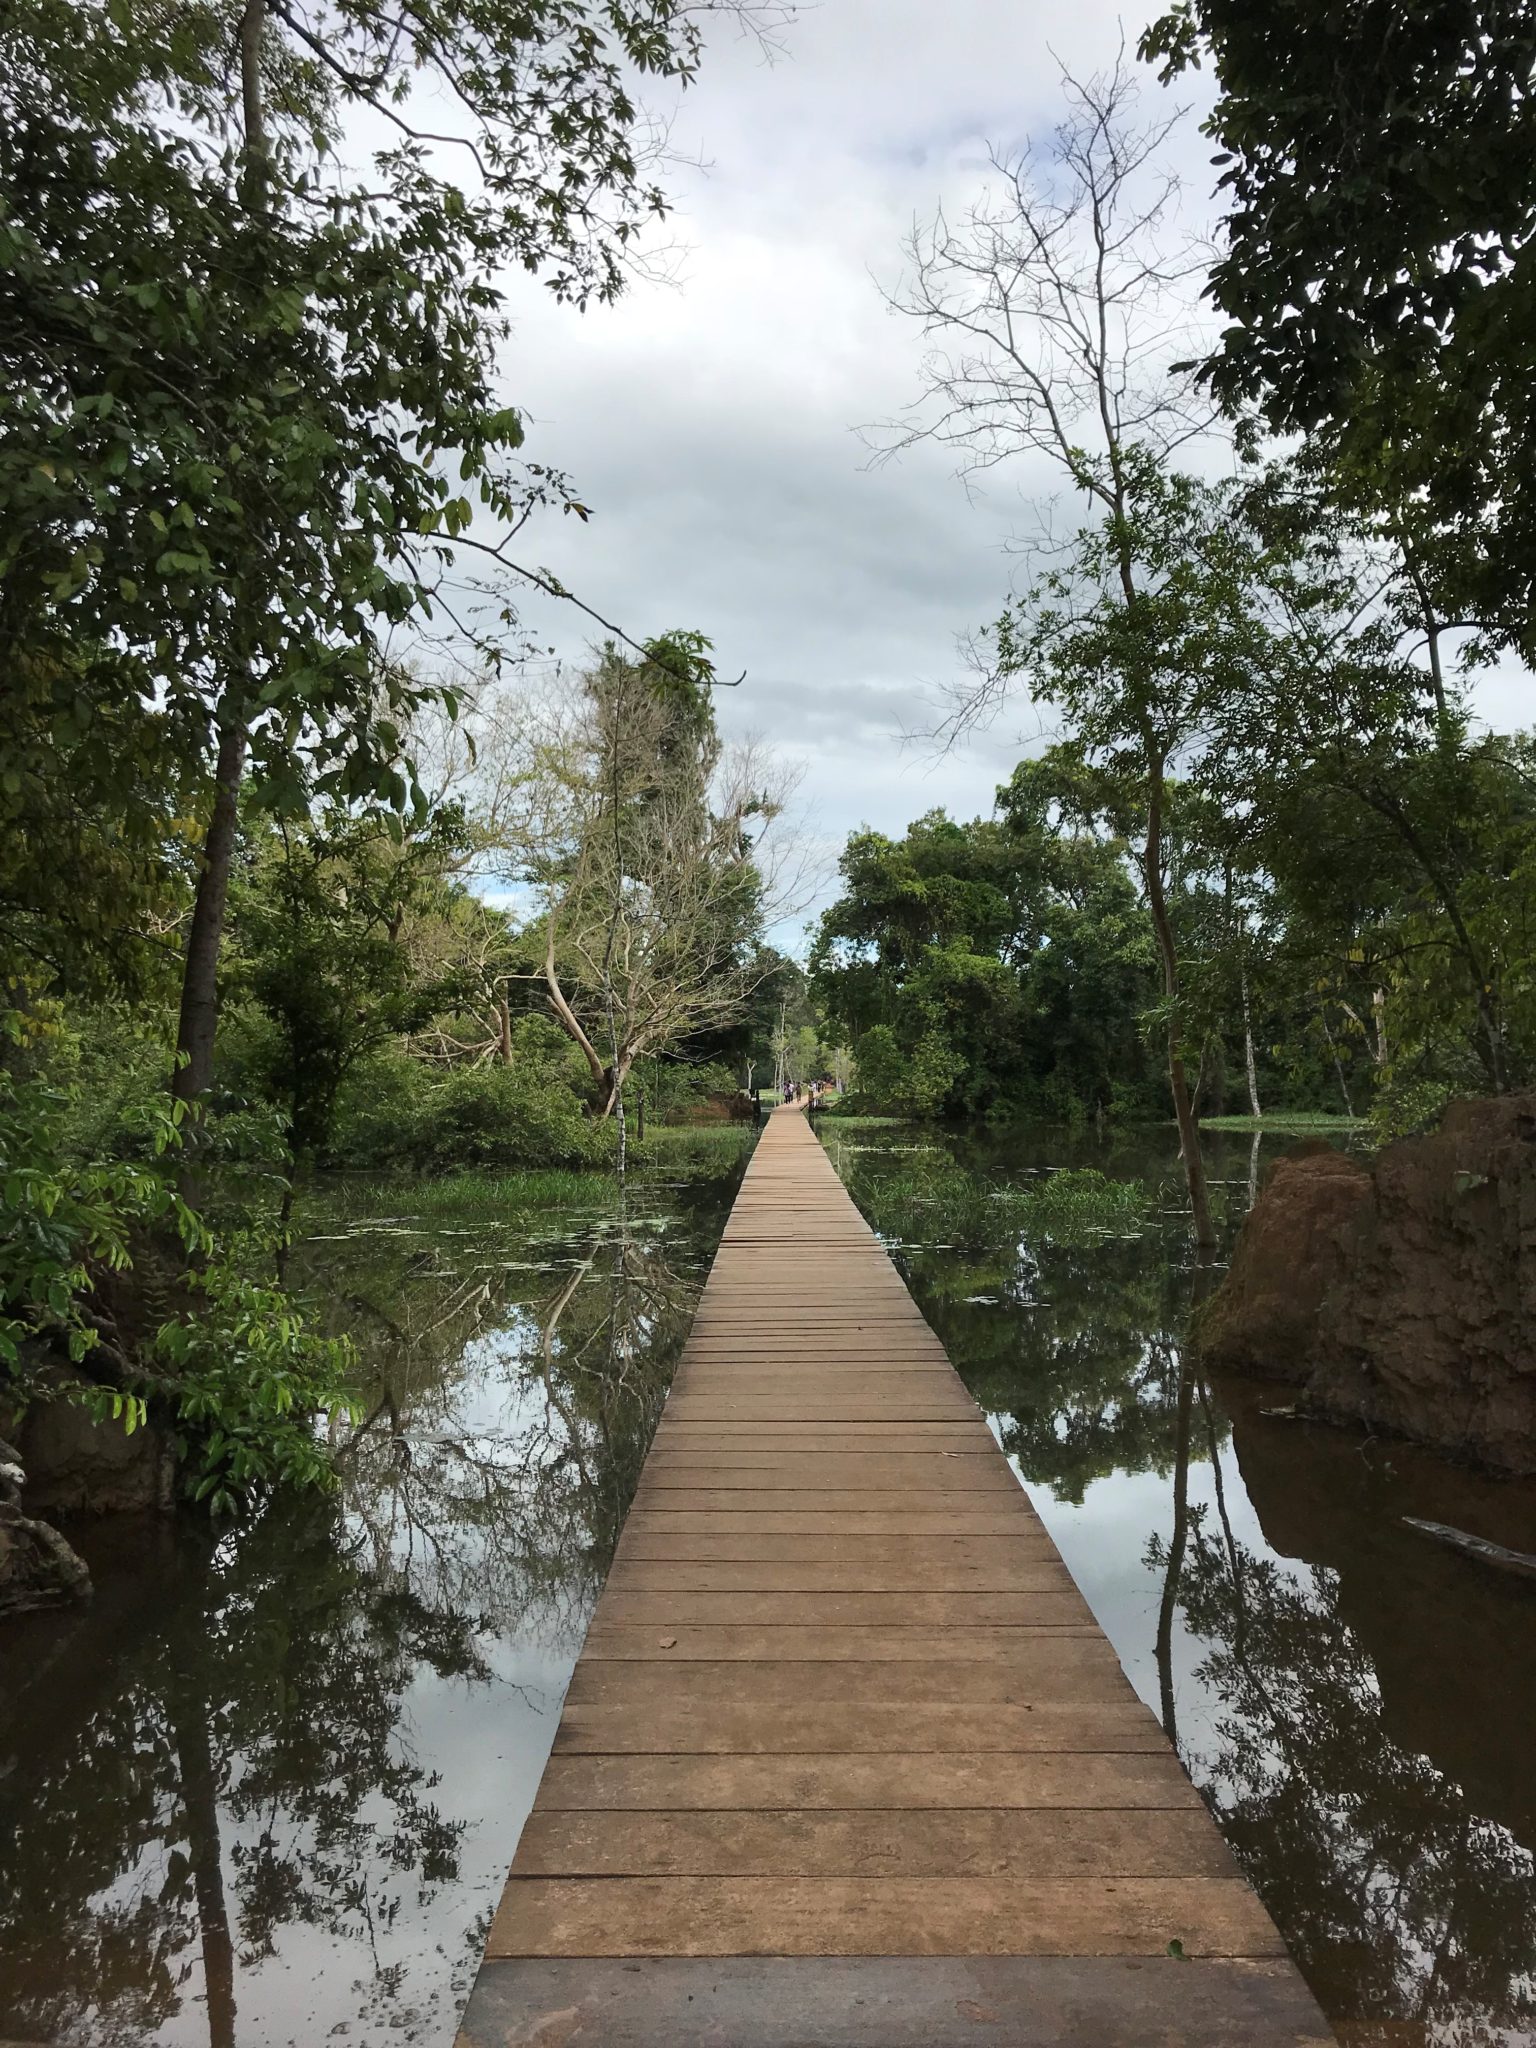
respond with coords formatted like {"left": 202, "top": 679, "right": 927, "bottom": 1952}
{"left": 1142, "top": 1, "right": 1536, "bottom": 655}
{"left": 0, "top": 0, "right": 779, "bottom": 1512}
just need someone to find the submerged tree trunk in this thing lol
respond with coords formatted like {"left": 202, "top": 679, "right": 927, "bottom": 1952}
{"left": 171, "top": 1688, "right": 237, "bottom": 2048}
{"left": 1155, "top": 1352, "right": 1195, "bottom": 1750}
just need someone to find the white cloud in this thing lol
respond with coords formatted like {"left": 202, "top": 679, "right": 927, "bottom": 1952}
{"left": 425, "top": 0, "right": 1528, "bottom": 943}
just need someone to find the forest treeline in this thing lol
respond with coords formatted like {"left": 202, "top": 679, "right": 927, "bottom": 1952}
{"left": 816, "top": 710, "right": 1536, "bottom": 1140}
{"left": 4, "top": 0, "right": 1535, "bottom": 1502}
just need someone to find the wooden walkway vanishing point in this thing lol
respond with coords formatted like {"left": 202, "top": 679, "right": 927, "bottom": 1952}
{"left": 456, "top": 1108, "right": 1334, "bottom": 2046}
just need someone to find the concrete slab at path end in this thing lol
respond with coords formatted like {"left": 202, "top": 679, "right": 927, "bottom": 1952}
{"left": 454, "top": 1108, "right": 1335, "bottom": 2048}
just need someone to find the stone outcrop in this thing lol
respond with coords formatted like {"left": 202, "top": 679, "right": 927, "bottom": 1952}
{"left": 1199, "top": 1095, "right": 1536, "bottom": 1473}
{"left": 0, "top": 1433, "right": 91, "bottom": 1616}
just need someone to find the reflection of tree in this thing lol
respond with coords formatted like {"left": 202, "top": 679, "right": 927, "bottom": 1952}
{"left": 519, "top": 1224, "right": 702, "bottom": 1571}
{"left": 1152, "top": 1451, "right": 1536, "bottom": 2039}
{"left": 0, "top": 1504, "right": 479, "bottom": 2045}
{"left": 325, "top": 1195, "right": 711, "bottom": 1632}
{"left": 0, "top": 1159, "right": 742, "bottom": 2044}
{"left": 836, "top": 1142, "right": 1207, "bottom": 1502}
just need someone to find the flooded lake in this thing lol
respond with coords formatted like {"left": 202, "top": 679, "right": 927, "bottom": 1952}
{"left": 3, "top": 1117, "right": 1534, "bottom": 2045}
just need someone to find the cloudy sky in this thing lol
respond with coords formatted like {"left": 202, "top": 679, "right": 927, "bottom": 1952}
{"left": 477, "top": 1, "right": 1528, "bottom": 945}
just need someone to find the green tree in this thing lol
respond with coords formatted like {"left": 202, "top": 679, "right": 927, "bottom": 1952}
{"left": 813, "top": 781, "right": 1160, "bottom": 1124}
{"left": 0, "top": 0, "right": 771, "bottom": 1123}
{"left": 1142, "top": 1, "right": 1536, "bottom": 655}
{"left": 231, "top": 804, "right": 475, "bottom": 1158}
{"left": 986, "top": 466, "right": 1278, "bottom": 1237}
{"left": 489, "top": 641, "right": 788, "bottom": 1122}
{"left": 878, "top": 59, "right": 1226, "bottom": 1231}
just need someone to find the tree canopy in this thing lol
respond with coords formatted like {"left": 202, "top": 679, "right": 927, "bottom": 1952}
{"left": 1142, "top": 0, "right": 1536, "bottom": 651}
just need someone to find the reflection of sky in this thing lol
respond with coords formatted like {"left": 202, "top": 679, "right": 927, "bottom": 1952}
{"left": 999, "top": 1434, "right": 1308, "bottom": 1792}
{"left": 129, "top": 1636, "right": 575, "bottom": 2048}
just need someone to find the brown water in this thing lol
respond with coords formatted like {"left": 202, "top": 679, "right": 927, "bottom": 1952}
{"left": 0, "top": 1144, "right": 752, "bottom": 2046}
{"left": 4, "top": 1121, "right": 1535, "bottom": 2046}
{"left": 821, "top": 1121, "right": 1536, "bottom": 2048}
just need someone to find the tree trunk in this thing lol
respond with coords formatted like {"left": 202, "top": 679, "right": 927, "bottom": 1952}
{"left": 173, "top": 712, "right": 249, "bottom": 1114}
{"left": 543, "top": 927, "right": 607, "bottom": 1097}
{"left": 497, "top": 992, "right": 513, "bottom": 1067}
{"left": 1319, "top": 1008, "right": 1356, "bottom": 1119}
{"left": 171, "top": 1688, "right": 237, "bottom": 2048}
{"left": 1143, "top": 765, "right": 1216, "bottom": 1247}
{"left": 1155, "top": 1353, "right": 1195, "bottom": 1750}
{"left": 169, "top": 0, "right": 266, "bottom": 1127}
{"left": 1241, "top": 968, "right": 1261, "bottom": 1121}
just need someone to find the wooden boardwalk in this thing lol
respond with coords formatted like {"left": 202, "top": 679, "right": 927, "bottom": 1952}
{"left": 456, "top": 1109, "right": 1333, "bottom": 2046}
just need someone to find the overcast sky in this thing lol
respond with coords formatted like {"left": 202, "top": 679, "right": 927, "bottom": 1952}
{"left": 476, "top": 1, "right": 1530, "bottom": 948}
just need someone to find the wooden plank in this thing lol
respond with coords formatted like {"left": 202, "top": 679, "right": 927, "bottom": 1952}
{"left": 636, "top": 1471, "right": 1023, "bottom": 1492}
{"left": 611, "top": 1532, "right": 1067, "bottom": 1563}
{"left": 563, "top": 1657, "right": 1135, "bottom": 1709}
{"left": 650, "top": 1429, "right": 992, "bottom": 1449}
{"left": 591, "top": 1591, "right": 1094, "bottom": 1629}
{"left": 625, "top": 1489, "right": 1037, "bottom": 1516}
{"left": 455, "top": 1105, "right": 1327, "bottom": 2047}
{"left": 621, "top": 1512, "right": 1035, "bottom": 1534}
{"left": 534, "top": 1753, "right": 1200, "bottom": 1813}
{"left": 511, "top": 1808, "right": 1236, "bottom": 1878}
{"left": 486, "top": 1875, "right": 1288, "bottom": 1959}
{"left": 551, "top": 1700, "right": 1168, "bottom": 1754}
{"left": 456, "top": 1956, "right": 1336, "bottom": 2047}
{"left": 579, "top": 1625, "right": 1101, "bottom": 1661}
{"left": 601, "top": 1561, "right": 1077, "bottom": 1593}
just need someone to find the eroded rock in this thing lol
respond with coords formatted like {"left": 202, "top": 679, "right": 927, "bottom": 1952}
{"left": 1200, "top": 1095, "right": 1536, "bottom": 1473}
{"left": 1197, "top": 1145, "right": 1373, "bottom": 1384}
{"left": 8, "top": 1368, "right": 178, "bottom": 1515}
{"left": 0, "top": 1432, "right": 91, "bottom": 1615}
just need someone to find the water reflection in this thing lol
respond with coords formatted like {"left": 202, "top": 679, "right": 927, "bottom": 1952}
{"left": 0, "top": 1148, "right": 749, "bottom": 2045}
{"left": 827, "top": 1123, "right": 1536, "bottom": 2047}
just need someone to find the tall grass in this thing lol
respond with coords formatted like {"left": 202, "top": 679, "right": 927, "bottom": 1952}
{"left": 306, "top": 1168, "right": 618, "bottom": 1227}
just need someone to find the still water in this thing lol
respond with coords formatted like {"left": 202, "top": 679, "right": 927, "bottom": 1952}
{"left": 2, "top": 1120, "right": 1534, "bottom": 2046}
{"left": 0, "top": 1139, "right": 754, "bottom": 2046}
{"left": 821, "top": 1122, "right": 1536, "bottom": 2048}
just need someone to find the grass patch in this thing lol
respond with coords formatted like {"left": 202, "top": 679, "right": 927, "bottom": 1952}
{"left": 306, "top": 1128, "right": 757, "bottom": 1229}
{"left": 634, "top": 1124, "right": 759, "bottom": 1171}
{"left": 1197, "top": 1113, "right": 1362, "bottom": 1132}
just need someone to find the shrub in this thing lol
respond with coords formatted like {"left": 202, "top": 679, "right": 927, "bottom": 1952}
{"left": 2, "top": 1014, "right": 357, "bottom": 1513}
{"left": 412, "top": 1064, "right": 604, "bottom": 1170}
{"left": 155, "top": 1249, "right": 360, "bottom": 1514}
{"left": 331, "top": 1052, "right": 606, "bottom": 1171}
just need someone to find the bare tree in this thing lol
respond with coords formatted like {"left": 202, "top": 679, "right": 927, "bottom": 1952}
{"left": 872, "top": 55, "right": 1223, "bottom": 1246}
